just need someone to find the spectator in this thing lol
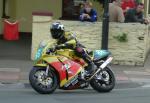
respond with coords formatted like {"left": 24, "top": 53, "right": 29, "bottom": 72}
{"left": 125, "top": 3, "right": 149, "bottom": 24}
{"left": 79, "top": 1, "right": 97, "bottom": 22}
{"left": 109, "top": 0, "right": 125, "bottom": 22}
{"left": 121, "top": 0, "right": 136, "bottom": 15}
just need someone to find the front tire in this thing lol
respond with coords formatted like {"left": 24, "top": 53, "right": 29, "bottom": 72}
{"left": 90, "top": 67, "right": 115, "bottom": 92}
{"left": 29, "top": 67, "right": 58, "bottom": 94}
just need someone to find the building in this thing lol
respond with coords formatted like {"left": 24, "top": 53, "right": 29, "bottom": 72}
{"left": 0, "top": 0, "right": 149, "bottom": 35}
{"left": 0, "top": 0, "right": 104, "bottom": 35}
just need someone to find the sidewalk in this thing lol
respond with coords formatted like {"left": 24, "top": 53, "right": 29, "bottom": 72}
{"left": 0, "top": 54, "right": 150, "bottom": 89}
{"left": 114, "top": 53, "right": 150, "bottom": 88}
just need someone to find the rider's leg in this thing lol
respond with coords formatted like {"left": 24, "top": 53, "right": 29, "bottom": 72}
{"left": 75, "top": 47, "right": 96, "bottom": 74}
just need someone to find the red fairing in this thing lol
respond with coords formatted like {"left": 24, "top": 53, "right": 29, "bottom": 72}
{"left": 73, "top": 59, "right": 86, "bottom": 66}
{"left": 50, "top": 59, "right": 82, "bottom": 82}
{"left": 50, "top": 61, "right": 66, "bottom": 81}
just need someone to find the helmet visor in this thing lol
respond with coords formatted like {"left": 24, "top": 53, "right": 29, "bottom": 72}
{"left": 50, "top": 29, "right": 63, "bottom": 39}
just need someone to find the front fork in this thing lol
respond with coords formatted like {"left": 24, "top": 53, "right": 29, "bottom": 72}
{"left": 45, "top": 65, "right": 50, "bottom": 76}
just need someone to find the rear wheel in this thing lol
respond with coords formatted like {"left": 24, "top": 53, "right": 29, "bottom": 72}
{"left": 29, "top": 67, "right": 58, "bottom": 94}
{"left": 90, "top": 67, "right": 115, "bottom": 92}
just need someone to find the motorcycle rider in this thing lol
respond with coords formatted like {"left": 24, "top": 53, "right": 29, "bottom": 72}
{"left": 48, "top": 22, "right": 96, "bottom": 75}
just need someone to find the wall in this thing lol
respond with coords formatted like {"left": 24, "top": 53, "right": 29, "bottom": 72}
{"left": 32, "top": 17, "right": 150, "bottom": 66}
{"left": 8, "top": 0, "right": 16, "bottom": 20}
{"left": 31, "top": 14, "right": 53, "bottom": 59}
{"left": 9, "top": 0, "right": 62, "bottom": 32}
{"left": 0, "top": 0, "right": 3, "bottom": 34}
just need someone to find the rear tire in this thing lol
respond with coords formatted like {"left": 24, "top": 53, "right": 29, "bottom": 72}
{"left": 90, "top": 67, "right": 115, "bottom": 92}
{"left": 29, "top": 67, "right": 58, "bottom": 94}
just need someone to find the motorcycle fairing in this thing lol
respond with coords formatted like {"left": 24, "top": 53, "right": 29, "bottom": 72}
{"left": 56, "top": 49, "right": 87, "bottom": 67}
{"left": 42, "top": 56, "right": 83, "bottom": 87}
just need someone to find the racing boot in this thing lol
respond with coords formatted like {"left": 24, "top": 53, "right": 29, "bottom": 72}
{"left": 85, "top": 62, "right": 97, "bottom": 76}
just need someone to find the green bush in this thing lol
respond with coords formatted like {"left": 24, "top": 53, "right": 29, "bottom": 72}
{"left": 113, "top": 33, "right": 128, "bottom": 42}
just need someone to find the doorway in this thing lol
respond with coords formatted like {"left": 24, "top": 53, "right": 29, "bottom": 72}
{"left": 61, "top": 0, "right": 85, "bottom": 20}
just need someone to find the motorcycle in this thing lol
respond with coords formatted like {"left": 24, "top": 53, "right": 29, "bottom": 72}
{"left": 29, "top": 41, "right": 115, "bottom": 94}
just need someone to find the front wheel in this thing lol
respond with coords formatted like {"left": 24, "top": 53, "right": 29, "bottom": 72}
{"left": 90, "top": 67, "right": 115, "bottom": 92}
{"left": 29, "top": 67, "right": 58, "bottom": 94}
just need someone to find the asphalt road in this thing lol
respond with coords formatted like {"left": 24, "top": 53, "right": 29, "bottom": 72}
{"left": 0, "top": 87, "right": 150, "bottom": 103}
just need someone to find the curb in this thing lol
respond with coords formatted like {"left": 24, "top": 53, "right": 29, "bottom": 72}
{"left": 0, "top": 68, "right": 20, "bottom": 83}
{"left": 0, "top": 81, "right": 144, "bottom": 90}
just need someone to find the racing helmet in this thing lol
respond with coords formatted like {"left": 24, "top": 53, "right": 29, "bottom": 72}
{"left": 50, "top": 22, "right": 65, "bottom": 39}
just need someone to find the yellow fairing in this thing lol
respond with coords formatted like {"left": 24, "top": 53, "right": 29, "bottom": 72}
{"left": 34, "top": 54, "right": 59, "bottom": 67}
{"left": 43, "top": 56, "right": 59, "bottom": 63}
{"left": 56, "top": 49, "right": 74, "bottom": 59}
{"left": 35, "top": 64, "right": 47, "bottom": 67}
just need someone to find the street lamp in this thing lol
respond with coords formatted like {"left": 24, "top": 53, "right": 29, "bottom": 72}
{"left": 101, "top": 0, "right": 110, "bottom": 50}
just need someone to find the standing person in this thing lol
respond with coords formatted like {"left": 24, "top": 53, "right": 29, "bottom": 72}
{"left": 121, "top": 0, "right": 136, "bottom": 15}
{"left": 109, "top": 0, "right": 125, "bottom": 22}
{"left": 125, "top": 3, "right": 149, "bottom": 24}
{"left": 79, "top": 1, "right": 97, "bottom": 22}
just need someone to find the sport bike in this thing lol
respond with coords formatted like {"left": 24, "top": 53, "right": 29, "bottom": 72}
{"left": 29, "top": 42, "right": 115, "bottom": 94}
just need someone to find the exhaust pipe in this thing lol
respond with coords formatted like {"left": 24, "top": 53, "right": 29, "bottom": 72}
{"left": 100, "top": 57, "right": 113, "bottom": 69}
